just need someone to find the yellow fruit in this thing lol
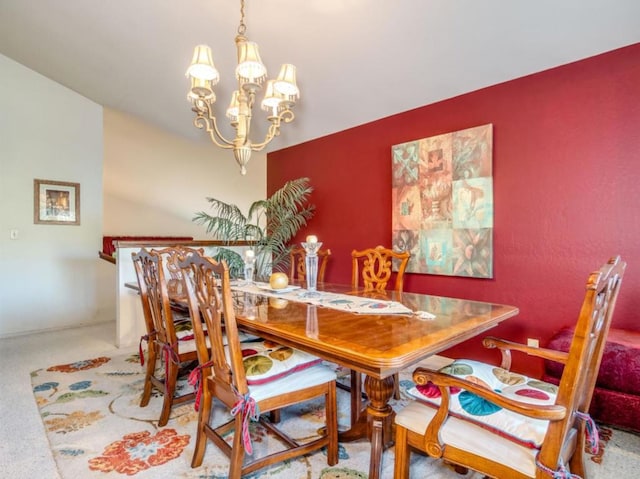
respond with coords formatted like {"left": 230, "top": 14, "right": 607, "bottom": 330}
{"left": 269, "top": 297, "right": 289, "bottom": 309}
{"left": 269, "top": 272, "right": 289, "bottom": 289}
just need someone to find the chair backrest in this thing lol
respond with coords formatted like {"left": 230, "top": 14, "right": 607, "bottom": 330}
{"left": 131, "top": 248, "right": 176, "bottom": 345}
{"left": 539, "top": 255, "right": 626, "bottom": 468}
{"left": 131, "top": 246, "right": 205, "bottom": 343}
{"left": 178, "top": 253, "right": 250, "bottom": 404}
{"left": 351, "top": 245, "right": 410, "bottom": 293}
{"left": 154, "top": 245, "right": 205, "bottom": 301}
{"left": 289, "top": 246, "right": 332, "bottom": 283}
{"left": 160, "top": 245, "right": 205, "bottom": 282}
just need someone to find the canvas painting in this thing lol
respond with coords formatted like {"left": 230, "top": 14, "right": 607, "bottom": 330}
{"left": 391, "top": 124, "right": 493, "bottom": 278}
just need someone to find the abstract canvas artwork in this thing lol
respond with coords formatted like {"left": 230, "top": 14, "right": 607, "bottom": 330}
{"left": 391, "top": 124, "right": 493, "bottom": 278}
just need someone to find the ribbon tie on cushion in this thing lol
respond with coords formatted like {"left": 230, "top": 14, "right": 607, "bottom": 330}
{"left": 187, "top": 361, "right": 213, "bottom": 412}
{"left": 535, "top": 411, "right": 599, "bottom": 479}
{"left": 535, "top": 453, "right": 580, "bottom": 479}
{"left": 230, "top": 384, "right": 260, "bottom": 455}
{"left": 161, "top": 342, "right": 180, "bottom": 379}
{"left": 138, "top": 332, "right": 154, "bottom": 366}
{"left": 575, "top": 411, "right": 599, "bottom": 454}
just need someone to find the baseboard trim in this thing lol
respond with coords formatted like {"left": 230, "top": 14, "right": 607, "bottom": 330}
{"left": 0, "top": 319, "right": 115, "bottom": 340}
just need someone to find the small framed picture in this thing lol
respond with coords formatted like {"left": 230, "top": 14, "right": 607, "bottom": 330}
{"left": 34, "top": 179, "right": 80, "bottom": 225}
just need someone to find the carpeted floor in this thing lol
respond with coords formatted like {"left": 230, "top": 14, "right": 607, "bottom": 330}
{"left": 32, "top": 350, "right": 640, "bottom": 479}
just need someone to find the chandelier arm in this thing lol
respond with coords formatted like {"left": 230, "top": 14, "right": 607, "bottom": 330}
{"left": 250, "top": 110, "right": 295, "bottom": 150}
{"left": 192, "top": 104, "right": 235, "bottom": 149}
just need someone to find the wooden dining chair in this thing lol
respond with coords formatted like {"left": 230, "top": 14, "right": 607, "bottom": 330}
{"left": 131, "top": 246, "right": 204, "bottom": 426}
{"left": 347, "top": 245, "right": 411, "bottom": 415}
{"left": 393, "top": 255, "right": 626, "bottom": 479}
{"left": 351, "top": 245, "right": 410, "bottom": 293}
{"left": 289, "top": 245, "right": 332, "bottom": 284}
{"left": 178, "top": 253, "right": 339, "bottom": 477}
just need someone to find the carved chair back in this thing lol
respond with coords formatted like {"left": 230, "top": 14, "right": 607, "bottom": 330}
{"left": 351, "top": 245, "right": 410, "bottom": 293}
{"left": 131, "top": 248, "right": 176, "bottom": 345}
{"left": 178, "top": 253, "right": 249, "bottom": 401}
{"left": 538, "top": 255, "right": 626, "bottom": 469}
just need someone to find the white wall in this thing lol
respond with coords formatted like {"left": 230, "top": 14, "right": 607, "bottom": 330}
{"left": 0, "top": 53, "right": 104, "bottom": 337}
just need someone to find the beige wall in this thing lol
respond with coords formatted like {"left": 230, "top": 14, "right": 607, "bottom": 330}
{"left": 0, "top": 53, "right": 267, "bottom": 338}
{"left": 102, "top": 109, "right": 267, "bottom": 346}
{"left": 103, "top": 108, "right": 266, "bottom": 239}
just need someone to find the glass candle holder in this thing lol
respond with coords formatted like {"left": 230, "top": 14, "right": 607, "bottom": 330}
{"left": 243, "top": 249, "right": 256, "bottom": 285}
{"left": 242, "top": 292, "right": 257, "bottom": 320}
{"left": 302, "top": 238, "right": 322, "bottom": 296}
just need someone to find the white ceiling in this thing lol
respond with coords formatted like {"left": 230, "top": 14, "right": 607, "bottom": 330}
{"left": 1, "top": 0, "right": 639, "bottom": 152}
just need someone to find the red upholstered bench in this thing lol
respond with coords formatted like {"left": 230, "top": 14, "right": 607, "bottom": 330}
{"left": 543, "top": 327, "right": 640, "bottom": 433}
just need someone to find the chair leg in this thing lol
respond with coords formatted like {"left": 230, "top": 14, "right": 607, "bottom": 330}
{"left": 158, "top": 357, "right": 178, "bottom": 427}
{"left": 228, "top": 414, "right": 246, "bottom": 479}
{"left": 326, "top": 382, "right": 339, "bottom": 466}
{"left": 269, "top": 409, "right": 281, "bottom": 423}
{"left": 140, "top": 343, "right": 157, "bottom": 407}
{"left": 568, "top": 438, "right": 586, "bottom": 478}
{"left": 393, "top": 425, "right": 410, "bottom": 479}
{"left": 191, "top": 388, "right": 212, "bottom": 468}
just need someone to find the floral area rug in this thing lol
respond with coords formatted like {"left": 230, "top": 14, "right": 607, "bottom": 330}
{"left": 31, "top": 351, "right": 635, "bottom": 479}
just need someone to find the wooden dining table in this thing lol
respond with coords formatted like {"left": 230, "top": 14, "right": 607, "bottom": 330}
{"left": 229, "top": 282, "right": 519, "bottom": 479}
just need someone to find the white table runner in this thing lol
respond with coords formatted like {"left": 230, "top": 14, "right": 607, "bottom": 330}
{"left": 230, "top": 281, "right": 414, "bottom": 315}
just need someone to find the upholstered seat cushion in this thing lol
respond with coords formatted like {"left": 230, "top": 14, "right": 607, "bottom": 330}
{"left": 236, "top": 340, "right": 323, "bottom": 385}
{"left": 405, "top": 359, "right": 558, "bottom": 448}
{"left": 248, "top": 363, "right": 336, "bottom": 402}
{"left": 395, "top": 400, "right": 577, "bottom": 478}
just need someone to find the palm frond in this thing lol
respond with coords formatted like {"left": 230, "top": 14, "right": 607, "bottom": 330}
{"left": 193, "top": 177, "right": 315, "bottom": 279}
{"left": 211, "top": 248, "right": 244, "bottom": 279}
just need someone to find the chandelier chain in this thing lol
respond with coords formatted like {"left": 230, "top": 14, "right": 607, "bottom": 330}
{"left": 237, "top": 0, "right": 246, "bottom": 36}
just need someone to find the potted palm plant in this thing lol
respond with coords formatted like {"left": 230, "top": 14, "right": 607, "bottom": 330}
{"left": 193, "top": 177, "right": 315, "bottom": 281}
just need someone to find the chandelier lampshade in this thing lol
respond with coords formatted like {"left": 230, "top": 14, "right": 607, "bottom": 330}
{"left": 226, "top": 91, "right": 240, "bottom": 122}
{"left": 274, "top": 64, "right": 299, "bottom": 97}
{"left": 185, "top": 0, "right": 299, "bottom": 175}
{"left": 188, "top": 77, "right": 214, "bottom": 100}
{"left": 261, "top": 80, "right": 282, "bottom": 114}
{"left": 235, "top": 40, "right": 267, "bottom": 86}
{"left": 187, "top": 45, "right": 219, "bottom": 83}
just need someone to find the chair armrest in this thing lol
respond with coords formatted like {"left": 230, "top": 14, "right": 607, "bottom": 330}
{"left": 412, "top": 367, "right": 567, "bottom": 459}
{"left": 482, "top": 336, "right": 569, "bottom": 370}
{"left": 413, "top": 367, "right": 567, "bottom": 421}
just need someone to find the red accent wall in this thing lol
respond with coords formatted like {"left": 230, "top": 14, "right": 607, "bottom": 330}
{"left": 267, "top": 43, "right": 640, "bottom": 377}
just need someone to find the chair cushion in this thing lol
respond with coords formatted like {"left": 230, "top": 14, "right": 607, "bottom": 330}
{"left": 238, "top": 340, "right": 323, "bottom": 385}
{"left": 395, "top": 400, "right": 541, "bottom": 477}
{"left": 405, "top": 359, "right": 558, "bottom": 448}
{"left": 249, "top": 363, "right": 336, "bottom": 402}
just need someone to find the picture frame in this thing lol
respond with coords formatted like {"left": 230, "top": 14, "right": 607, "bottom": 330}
{"left": 33, "top": 179, "right": 81, "bottom": 225}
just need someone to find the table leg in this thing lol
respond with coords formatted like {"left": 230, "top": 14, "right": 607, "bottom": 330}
{"left": 364, "top": 374, "right": 395, "bottom": 479}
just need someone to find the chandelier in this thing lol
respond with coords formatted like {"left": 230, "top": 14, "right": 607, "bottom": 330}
{"left": 185, "top": 0, "right": 299, "bottom": 175}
